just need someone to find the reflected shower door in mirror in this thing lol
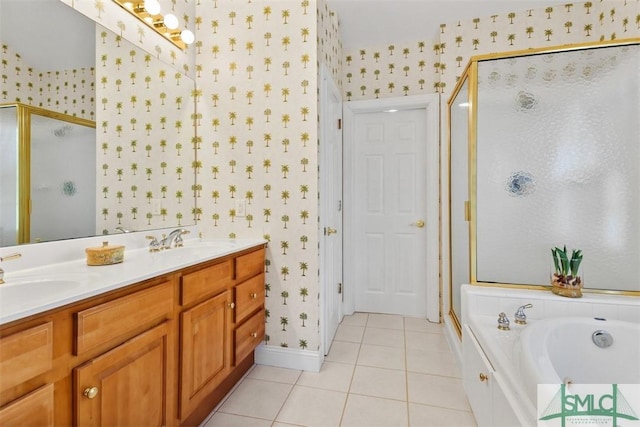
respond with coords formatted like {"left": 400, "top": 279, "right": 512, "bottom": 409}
{"left": 0, "top": 105, "right": 96, "bottom": 246}
{"left": 0, "top": 0, "right": 197, "bottom": 247}
{"left": 0, "top": 104, "right": 96, "bottom": 246}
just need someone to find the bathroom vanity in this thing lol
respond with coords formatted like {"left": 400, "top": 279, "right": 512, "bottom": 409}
{"left": 0, "top": 238, "right": 266, "bottom": 426}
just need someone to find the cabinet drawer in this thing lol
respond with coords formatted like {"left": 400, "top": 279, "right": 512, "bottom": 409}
{"left": 0, "top": 323, "right": 53, "bottom": 393}
{"left": 234, "top": 273, "right": 265, "bottom": 324}
{"left": 75, "top": 281, "right": 173, "bottom": 355}
{"left": 182, "top": 260, "right": 233, "bottom": 306}
{"left": 234, "top": 309, "right": 265, "bottom": 364}
{"left": 0, "top": 383, "right": 54, "bottom": 427}
{"left": 235, "top": 248, "right": 265, "bottom": 282}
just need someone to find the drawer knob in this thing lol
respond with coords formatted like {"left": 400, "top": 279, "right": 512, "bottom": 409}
{"left": 250, "top": 293, "right": 258, "bottom": 299}
{"left": 228, "top": 302, "right": 235, "bottom": 309}
{"left": 251, "top": 332, "right": 258, "bottom": 338}
{"left": 479, "top": 373, "right": 489, "bottom": 382}
{"left": 83, "top": 387, "right": 99, "bottom": 399}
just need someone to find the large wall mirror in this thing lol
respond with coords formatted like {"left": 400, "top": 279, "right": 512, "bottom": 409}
{"left": 0, "top": 0, "right": 197, "bottom": 246}
{"left": 449, "top": 40, "right": 640, "bottom": 331}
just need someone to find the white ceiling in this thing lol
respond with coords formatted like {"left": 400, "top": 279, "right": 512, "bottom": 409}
{"left": 0, "top": 0, "right": 95, "bottom": 71}
{"left": 327, "top": 0, "right": 567, "bottom": 49}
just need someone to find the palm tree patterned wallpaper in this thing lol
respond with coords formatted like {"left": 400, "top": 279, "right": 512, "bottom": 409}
{"left": 194, "top": 0, "right": 341, "bottom": 351}
{"left": 95, "top": 24, "right": 196, "bottom": 234}
{"left": 344, "top": 0, "right": 640, "bottom": 101}
{"left": 1, "top": 43, "right": 95, "bottom": 120}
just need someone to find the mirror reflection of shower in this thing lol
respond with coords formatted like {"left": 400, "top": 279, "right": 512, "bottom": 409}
{"left": 0, "top": 104, "right": 96, "bottom": 245}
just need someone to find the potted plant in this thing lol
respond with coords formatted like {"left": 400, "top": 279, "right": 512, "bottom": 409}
{"left": 551, "top": 246, "right": 583, "bottom": 298}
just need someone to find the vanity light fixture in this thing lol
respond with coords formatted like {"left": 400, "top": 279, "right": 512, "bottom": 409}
{"left": 112, "top": 0, "right": 194, "bottom": 50}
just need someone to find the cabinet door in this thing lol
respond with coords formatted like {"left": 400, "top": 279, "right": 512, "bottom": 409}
{"left": 0, "top": 383, "right": 54, "bottom": 427}
{"left": 462, "top": 325, "right": 493, "bottom": 427}
{"left": 180, "top": 290, "right": 232, "bottom": 419}
{"left": 74, "top": 322, "right": 171, "bottom": 427}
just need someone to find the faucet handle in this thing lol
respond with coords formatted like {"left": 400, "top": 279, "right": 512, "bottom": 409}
{"left": 497, "top": 312, "right": 510, "bottom": 331}
{"left": 514, "top": 304, "right": 533, "bottom": 325}
{"left": 146, "top": 235, "right": 161, "bottom": 252}
{"left": 0, "top": 253, "right": 22, "bottom": 262}
{"left": 0, "top": 252, "right": 22, "bottom": 285}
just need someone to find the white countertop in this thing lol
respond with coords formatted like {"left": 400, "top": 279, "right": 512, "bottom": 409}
{"left": 0, "top": 237, "right": 266, "bottom": 325}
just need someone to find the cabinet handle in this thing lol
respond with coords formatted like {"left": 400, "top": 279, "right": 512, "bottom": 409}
{"left": 251, "top": 332, "right": 258, "bottom": 338}
{"left": 479, "top": 373, "right": 489, "bottom": 382}
{"left": 228, "top": 302, "right": 235, "bottom": 309}
{"left": 250, "top": 292, "right": 257, "bottom": 299}
{"left": 83, "top": 387, "right": 99, "bottom": 399}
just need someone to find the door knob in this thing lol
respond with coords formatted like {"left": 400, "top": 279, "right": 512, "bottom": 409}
{"left": 83, "top": 387, "right": 99, "bottom": 399}
{"left": 414, "top": 220, "right": 425, "bottom": 228}
{"left": 325, "top": 227, "right": 337, "bottom": 236}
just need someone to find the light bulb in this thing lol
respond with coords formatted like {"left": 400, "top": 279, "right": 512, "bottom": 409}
{"left": 164, "top": 13, "right": 179, "bottom": 30}
{"left": 144, "top": 0, "right": 161, "bottom": 15}
{"left": 180, "top": 29, "right": 195, "bottom": 45}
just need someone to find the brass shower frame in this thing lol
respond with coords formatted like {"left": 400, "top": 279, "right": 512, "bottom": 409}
{"left": 0, "top": 103, "right": 96, "bottom": 244}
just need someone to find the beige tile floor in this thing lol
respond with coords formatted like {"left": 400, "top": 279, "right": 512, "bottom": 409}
{"left": 202, "top": 313, "right": 478, "bottom": 427}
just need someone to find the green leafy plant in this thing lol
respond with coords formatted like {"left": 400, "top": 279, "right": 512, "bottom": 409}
{"left": 551, "top": 245, "right": 583, "bottom": 277}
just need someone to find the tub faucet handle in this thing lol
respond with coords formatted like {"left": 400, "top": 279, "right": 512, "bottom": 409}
{"left": 497, "top": 312, "right": 510, "bottom": 331}
{"left": 514, "top": 304, "right": 533, "bottom": 325}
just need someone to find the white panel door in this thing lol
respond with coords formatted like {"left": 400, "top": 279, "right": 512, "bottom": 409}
{"left": 320, "top": 66, "right": 343, "bottom": 353}
{"left": 353, "top": 109, "right": 427, "bottom": 316}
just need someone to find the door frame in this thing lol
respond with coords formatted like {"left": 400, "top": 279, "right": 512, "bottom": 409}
{"left": 343, "top": 94, "right": 440, "bottom": 323}
{"left": 319, "top": 64, "right": 344, "bottom": 356}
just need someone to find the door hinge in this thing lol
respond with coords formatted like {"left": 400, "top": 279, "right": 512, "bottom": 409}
{"left": 337, "top": 118, "right": 342, "bottom": 130}
{"left": 338, "top": 283, "right": 342, "bottom": 294}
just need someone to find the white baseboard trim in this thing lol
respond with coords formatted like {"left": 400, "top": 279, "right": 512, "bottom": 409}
{"left": 254, "top": 343, "right": 323, "bottom": 372}
{"left": 443, "top": 316, "right": 462, "bottom": 372}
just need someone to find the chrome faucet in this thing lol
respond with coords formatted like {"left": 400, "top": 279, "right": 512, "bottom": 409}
{"left": 146, "top": 235, "right": 162, "bottom": 252}
{"left": 497, "top": 312, "right": 510, "bottom": 331}
{"left": 514, "top": 304, "right": 533, "bottom": 325}
{"left": 161, "top": 229, "right": 190, "bottom": 249}
{"left": 0, "top": 253, "right": 22, "bottom": 284}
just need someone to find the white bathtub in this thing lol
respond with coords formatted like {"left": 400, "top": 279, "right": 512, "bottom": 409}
{"left": 518, "top": 317, "right": 640, "bottom": 405}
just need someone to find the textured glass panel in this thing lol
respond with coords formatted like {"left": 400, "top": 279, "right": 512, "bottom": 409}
{"left": 0, "top": 107, "right": 18, "bottom": 246}
{"left": 450, "top": 78, "right": 470, "bottom": 317}
{"left": 476, "top": 44, "right": 640, "bottom": 292}
{"left": 30, "top": 114, "right": 96, "bottom": 242}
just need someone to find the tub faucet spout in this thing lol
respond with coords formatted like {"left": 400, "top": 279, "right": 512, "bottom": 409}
{"left": 514, "top": 304, "right": 533, "bottom": 325}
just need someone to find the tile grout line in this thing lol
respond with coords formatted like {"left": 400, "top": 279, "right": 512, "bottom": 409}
{"left": 337, "top": 312, "right": 367, "bottom": 427}
{"left": 403, "top": 316, "right": 412, "bottom": 427}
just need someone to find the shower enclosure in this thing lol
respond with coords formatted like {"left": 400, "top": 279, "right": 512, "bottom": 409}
{"left": 0, "top": 104, "right": 96, "bottom": 245}
{"left": 448, "top": 39, "right": 640, "bottom": 335}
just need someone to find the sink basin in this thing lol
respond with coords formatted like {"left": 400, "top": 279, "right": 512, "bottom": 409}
{"left": 0, "top": 273, "right": 96, "bottom": 310}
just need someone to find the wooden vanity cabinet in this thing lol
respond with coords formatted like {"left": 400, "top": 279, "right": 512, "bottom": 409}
{"left": 0, "top": 323, "right": 55, "bottom": 427}
{"left": 74, "top": 322, "right": 172, "bottom": 427}
{"left": 0, "top": 244, "right": 265, "bottom": 427}
{"left": 178, "top": 247, "right": 266, "bottom": 424}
